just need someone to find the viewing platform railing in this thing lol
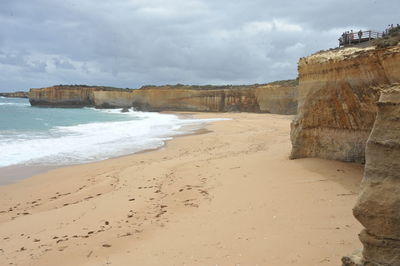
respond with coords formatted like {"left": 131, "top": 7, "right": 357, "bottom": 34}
{"left": 339, "top": 30, "right": 382, "bottom": 46}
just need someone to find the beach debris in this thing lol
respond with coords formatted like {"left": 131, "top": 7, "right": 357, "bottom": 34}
{"left": 102, "top": 244, "right": 112, "bottom": 248}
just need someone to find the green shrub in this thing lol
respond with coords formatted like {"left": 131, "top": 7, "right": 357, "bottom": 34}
{"left": 374, "top": 38, "right": 399, "bottom": 48}
{"left": 388, "top": 26, "right": 400, "bottom": 36}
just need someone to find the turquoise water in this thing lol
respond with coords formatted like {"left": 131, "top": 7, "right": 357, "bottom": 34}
{"left": 0, "top": 97, "right": 219, "bottom": 168}
{"left": 0, "top": 97, "right": 134, "bottom": 132}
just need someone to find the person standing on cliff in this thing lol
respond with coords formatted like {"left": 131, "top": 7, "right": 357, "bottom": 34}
{"left": 343, "top": 31, "right": 348, "bottom": 45}
{"left": 349, "top": 30, "right": 354, "bottom": 44}
{"left": 358, "top": 30, "right": 363, "bottom": 43}
{"left": 339, "top": 32, "right": 346, "bottom": 46}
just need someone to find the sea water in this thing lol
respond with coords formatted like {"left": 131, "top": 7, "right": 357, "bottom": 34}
{"left": 0, "top": 97, "right": 219, "bottom": 168}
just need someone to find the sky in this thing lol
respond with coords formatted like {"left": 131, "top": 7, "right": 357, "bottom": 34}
{"left": 0, "top": 0, "right": 398, "bottom": 92}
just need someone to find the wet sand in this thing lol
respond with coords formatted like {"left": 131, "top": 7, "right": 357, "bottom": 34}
{"left": 0, "top": 113, "right": 363, "bottom": 265}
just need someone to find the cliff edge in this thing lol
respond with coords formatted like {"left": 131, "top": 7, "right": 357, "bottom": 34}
{"left": 290, "top": 45, "right": 400, "bottom": 163}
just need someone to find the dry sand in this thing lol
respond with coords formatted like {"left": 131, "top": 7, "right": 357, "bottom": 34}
{"left": 0, "top": 113, "right": 363, "bottom": 266}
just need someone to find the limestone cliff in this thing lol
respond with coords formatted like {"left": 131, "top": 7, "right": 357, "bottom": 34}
{"left": 93, "top": 90, "right": 134, "bottom": 108}
{"left": 130, "top": 83, "right": 297, "bottom": 113}
{"left": 29, "top": 86, "right": 97, "bottom": 107}
{"left": 0, "top": 91, "right": 28, "bottom": 98}
{"left": 255, "top": 81, "right": 298, "bottom": 114}
{"left": 343, "top": 86, "right": 400, "bottom": 265}
{"left": 290, "top": 45, "right": 400, "bottom": 163}
{"left": 29, "top": 81, "right": 298, "bottom": 114}
{"left": 130, "top": 85, "right": 259, "bottom": 112}
{"left": 29, "top": 85, "right": 128, "bottom": 107}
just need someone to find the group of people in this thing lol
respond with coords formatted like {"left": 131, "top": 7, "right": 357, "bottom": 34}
{"left": 339, "top": 23, "right": 400, "bottom": 47}
{"left": 339, "top": 30, "right": 364, "bottom": 46}
{"left": 382, "top": 24, "right": 400, "bottom": 37}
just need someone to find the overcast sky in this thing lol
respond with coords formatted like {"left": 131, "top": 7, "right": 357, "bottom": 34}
{"left": 0, "top": 0, "right": 398, "bottom": 91}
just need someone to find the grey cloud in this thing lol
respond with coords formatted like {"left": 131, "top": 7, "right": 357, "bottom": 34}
{"left": 0, "top": 0, "right": 399, "bottom": 91}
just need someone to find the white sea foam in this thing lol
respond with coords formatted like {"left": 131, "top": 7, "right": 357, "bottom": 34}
{"left": 0, "top": 102, "right": 30, "bottom": 106}
{"left": 0, "top": 110, "right": 227, "bottom": 167}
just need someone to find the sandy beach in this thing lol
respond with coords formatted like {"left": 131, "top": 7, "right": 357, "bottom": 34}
{"left": 0, "top": 113, "right": 363, "bottom": 266}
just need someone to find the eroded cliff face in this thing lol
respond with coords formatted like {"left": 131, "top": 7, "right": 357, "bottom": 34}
{"left": 343, "top": 86, "right": 400, "bottom": 266}
{"left": 255, "top": 81, "right": 298, "bottom": 114}
{"left": 29, "top": 81, "right": 298, "bottom": 114}
{"left": 93, "top": 91, "right": 134, "bottom": 108}
{"left": 29, "top": 86, "right": 99, "bottom": 107}
{"left": 290, "top": 45, "right": 400, "bottom": 163}
{"left": 130, "top": 85, "right": 261, "bottom": 112}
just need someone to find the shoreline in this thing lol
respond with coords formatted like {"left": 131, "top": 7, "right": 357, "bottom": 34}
{"left": 0, "top": 111, "right": 214, "bottom": 186}
{"left": 0, "top": 112, "right": 363, "bottom": 266}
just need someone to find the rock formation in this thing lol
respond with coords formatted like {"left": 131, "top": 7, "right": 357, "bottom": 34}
{"left": 28, "top": 85, "right": 129, "bottom": 107}
{"left": 291, "top": 46, "right": 400, "bottom": 163}
{"left": 0, "top": 91, "right": 29, "bottom": 98}
{"left": 343, "top": 85, "right": 400, "bottom": 265}
{"left": 29, "top": 81, "right": 298, "bottom": 115}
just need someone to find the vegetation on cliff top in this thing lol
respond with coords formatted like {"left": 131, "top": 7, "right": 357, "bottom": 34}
{"left": 30, "top": 85, "right": 132, "bottom": 92}
{"left": 139, "top": 79, "right": 298, "bottom": 91}
{"left": 30, "top": 79, "right": 298, "bottom": 93}
{"left": 373, "top": 25, "right": 400, "bottom": 48}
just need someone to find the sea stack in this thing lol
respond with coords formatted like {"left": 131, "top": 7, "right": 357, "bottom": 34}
{"left": 343, "top": 87, "right": 400, "bottom": 265}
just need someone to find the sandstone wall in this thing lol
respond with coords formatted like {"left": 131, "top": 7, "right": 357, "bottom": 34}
{"left": 290, "top": 46, "right": 400, "bottom": 163}
{"left": 343, "top": 86, "right": 400, "bottom": 265}
{"left": 29, "top": 81, "right": 298, "bottom": 115}
{"left": 130, "top": 86, "right": 260, "bottom": 112}
{"left": 255, "top": 82, "right": 298, "bottom": 114}
{"left": 29, "top": 86, "right": 99, "bottom": 107}
{"left": 93, "top": 91, "right": 134, "bottom": 108}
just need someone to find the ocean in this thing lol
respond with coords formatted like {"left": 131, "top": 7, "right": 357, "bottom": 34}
{"left": 0, "top": 97, "right": 218, "bottom": 169}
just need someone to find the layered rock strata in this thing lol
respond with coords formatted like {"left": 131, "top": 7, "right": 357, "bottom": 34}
{"left": 291, "top": 46, "right": 400, "bottom": 163}
{"left": 29, "top": 81, "right": 298, "bottom": 115}
{"left": 343, "top": 86, "right": 400, "bottom": 265}
{"left": 30, "top": 86, "right": 102, "bottom": 107}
